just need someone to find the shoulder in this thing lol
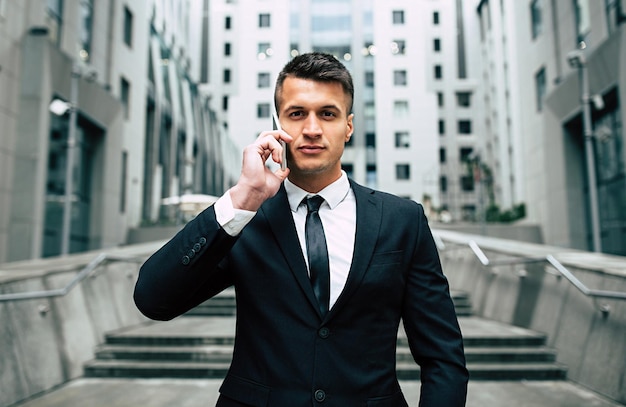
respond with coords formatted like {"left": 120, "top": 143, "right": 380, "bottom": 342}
{"left": 349, "top": 179, "right": 424, "bottom": 214}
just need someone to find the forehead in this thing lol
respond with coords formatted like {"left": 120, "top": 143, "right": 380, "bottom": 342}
{"left": 279, "top": 77, "right": 350, "bottom": 112}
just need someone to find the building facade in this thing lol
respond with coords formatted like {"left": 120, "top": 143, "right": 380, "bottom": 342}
{"left": 0, "top": 0, "right": 239, "bottom": 263}
{"left": 204, "top": 0, "right": 485, "bottom": 210}
{"left": 476, "top": 0, "right": 625, "bottom": 255}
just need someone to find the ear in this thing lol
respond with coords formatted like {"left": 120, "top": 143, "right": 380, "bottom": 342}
{"left": 345, "top": 113, "right": 354, "bottom": 142}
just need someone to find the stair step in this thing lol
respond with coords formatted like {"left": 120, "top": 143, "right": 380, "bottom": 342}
{"left": 95, "top": 345, "right": 557, "bottom": 364}
{"left": 84, "top": 360, "right": 231, "bottom": 379}
{"left": 84, "top": 359, "right": 567, "bottom": 381}
{"left": 396, "top": 347, "right": 557, "bottom": 363}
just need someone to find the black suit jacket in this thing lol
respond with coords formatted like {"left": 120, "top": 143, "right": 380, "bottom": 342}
{"left": 134, "top": 180, "right": 468, "bottom": 406}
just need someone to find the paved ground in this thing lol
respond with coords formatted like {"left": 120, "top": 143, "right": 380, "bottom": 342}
{"left": 15, "top": 378, "right": 624, "bottom": 407}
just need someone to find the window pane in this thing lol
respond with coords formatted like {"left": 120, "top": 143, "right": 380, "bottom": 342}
{"left": 259, "top": 13, "right": 270, "bottom": 28}
{"left": 433, "top": 38, "right": 441, "bottom": 52}
{"left": 395, "top": 132, "right": 410, "bottom": 148}
{"left": 535, "top": 67, "right": 546, "bottom": 111}
{"left": 391, "top": 40, "right": 405, "bottom": 55}
{"left": 456, "top": 92, "right": 472, "bottom": 107}
{"left": 257, "top": 103, "right": 270, "bottom": 118}
{"left": 458, "top": 120, "right": 472, "bottom": 134}
{"left": 123, "top": 6, "right": 133, "bottom": 46}
{"left": 392, "top": 10, "right": 404, "bottom": 24}
{"left": 396, "top": 164, "right": 410, "bottom": 180}
{"left": 394, "top": 70, "right": 407, "bottom": 86}
{"left": 258, "top": 72, "right": 270, "bottom": 88}
{"left": 394, "top": 100, "right": 409, "bottom": 117}
{"left": 530, "top": 0, "right": 542, "bottom": 39}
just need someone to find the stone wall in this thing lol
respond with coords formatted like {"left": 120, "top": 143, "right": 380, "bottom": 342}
{"left": 435, "top": 229, "right": 626, "bottom": 405}
{"left": 0, "top": 242, "right": 163, "bottom": 407}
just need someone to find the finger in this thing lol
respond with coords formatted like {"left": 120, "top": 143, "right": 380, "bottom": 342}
{"left": 257, "top": 129, "right": 293, "bottom": 144}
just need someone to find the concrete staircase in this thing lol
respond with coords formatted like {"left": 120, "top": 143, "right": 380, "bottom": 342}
{"left": 84, "top": 291, "right": 567, "bottom": 381}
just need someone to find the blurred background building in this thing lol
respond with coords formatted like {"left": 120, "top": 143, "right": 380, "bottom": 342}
{"left": 0, "top": 0, "right": 624, "bottom": 264}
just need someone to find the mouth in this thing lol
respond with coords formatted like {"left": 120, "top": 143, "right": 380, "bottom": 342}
{"left": 298, "top": 145, "right": 325, "bottom": 154}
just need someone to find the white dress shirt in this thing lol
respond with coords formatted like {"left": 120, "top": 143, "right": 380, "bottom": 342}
{"left": 214, "top": 172, "right": 356, "bottom": 310}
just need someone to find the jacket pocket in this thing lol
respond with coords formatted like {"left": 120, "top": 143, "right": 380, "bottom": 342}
{"left": 370, "top": 250, "right": 404, "bottom": 266}
{"left": 366, "top": 390, "right": 408, "bottom": 407}
{"left": 219, "top": 374, "right": 271, "bottom": 407}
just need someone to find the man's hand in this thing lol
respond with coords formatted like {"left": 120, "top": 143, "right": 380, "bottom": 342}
{"left": 229, "top": 130, "right": 292, "bottom": 211}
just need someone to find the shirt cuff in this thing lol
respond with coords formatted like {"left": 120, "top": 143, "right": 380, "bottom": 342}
{"left": 214, "top": 189, "right": 257, "bottom": 236}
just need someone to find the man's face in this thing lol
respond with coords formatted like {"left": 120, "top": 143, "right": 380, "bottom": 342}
{"left": 277, "top": 76, "right": 354, "bottom": 192}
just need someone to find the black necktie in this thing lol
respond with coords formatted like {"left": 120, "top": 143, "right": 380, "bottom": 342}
{"left": 305, "top": 196, "right": 330, "bottom": 316}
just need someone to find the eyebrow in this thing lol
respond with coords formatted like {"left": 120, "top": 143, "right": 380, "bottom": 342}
{"left": 285, "top": 104, "right": 342, "bottom": 111}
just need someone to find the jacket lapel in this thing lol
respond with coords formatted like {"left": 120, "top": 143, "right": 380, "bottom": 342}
{"left": 326, "top": 181, "right": 382, "bottom": 320}
{"left": 260, "top": 186, "right": 322, "bottom": 317}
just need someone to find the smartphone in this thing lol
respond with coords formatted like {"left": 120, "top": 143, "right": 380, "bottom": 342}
{"left": 271, "top": 105, "right": 287, "bottom": 170}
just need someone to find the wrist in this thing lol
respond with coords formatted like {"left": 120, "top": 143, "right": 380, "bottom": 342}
{"left": 229, "top": 184, "right": 266, "bottom": 211}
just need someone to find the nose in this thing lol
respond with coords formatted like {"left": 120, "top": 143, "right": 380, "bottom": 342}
{"left": 302, "top": 114, "right": 322, "bottom": 138}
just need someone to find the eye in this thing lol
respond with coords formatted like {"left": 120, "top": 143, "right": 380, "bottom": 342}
{"left": 321, "top": 111, "right": 336, "bottom": 118}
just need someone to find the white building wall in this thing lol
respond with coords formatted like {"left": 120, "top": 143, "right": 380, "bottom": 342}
{"left": 373, "top": 1, "right": 439, "bottom": 204}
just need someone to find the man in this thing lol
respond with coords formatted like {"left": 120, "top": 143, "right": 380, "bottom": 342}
{"left": 134, "top": 52, "right": 468, "bottom": 406}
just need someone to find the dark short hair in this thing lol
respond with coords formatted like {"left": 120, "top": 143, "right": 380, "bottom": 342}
{"left": 275, "top": 52, "right": 354, "bottom": 114}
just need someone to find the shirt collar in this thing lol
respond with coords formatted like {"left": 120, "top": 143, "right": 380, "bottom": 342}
{"left": 284, "top": 171, "right": 351, "bottom": 212}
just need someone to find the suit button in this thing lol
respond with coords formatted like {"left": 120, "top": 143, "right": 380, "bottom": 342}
{"left": 181, "top": 255, "right": 190, "bottom": 265}
{"left": 199, "top": 237, "right": 207, "bottom": 245}
{"left": 314, "top": 389, "right": 326, "bottom": 402}
{"left": 318, "top": 327, "right": 329, "bottom": 338}
{"left": 193, "top": 243, "right": 202, "bottom": 252}
{"left": 187, "top": 249, "right": 196, "bottom": 258}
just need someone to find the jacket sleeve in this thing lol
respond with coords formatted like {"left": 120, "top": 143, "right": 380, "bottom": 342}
{"left": 133, "top": 206, "right": 238, "bottom": 321}
{"left": 402, "top": 205, "right": 469, "bottom": 406}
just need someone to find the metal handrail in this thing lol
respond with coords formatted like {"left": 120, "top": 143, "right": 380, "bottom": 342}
{"left": 436, "top": 237, "right": 626, "bottom": 314}
{"left": 0, "top": 253, "right": 142, "bottom": 302}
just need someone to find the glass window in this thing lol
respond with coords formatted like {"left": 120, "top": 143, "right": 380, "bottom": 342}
{"left": 456, "top": 92, "right": 472, "bottom": 107}
{"left": 46, "top": 0, "right": 64, "bottom": 46}
{"left": 365, "top": 71, "right": 374, "bottom": 87}
{"left": 433, "top": 11, "right": 440, "bottom": 25}
{"left": 258, "top": 72, "right": 270, "bottom": 88}
{"left": 396, "top": 164, "right": 410, "bottom": 180}
{"left": 440, "top": 175, "right": 448, "bottom": 192}
{"left": 78, "top": 0, "right": 93, "bottom": 62}
{"left": 395, "top": 132, "right": 410, "bottom": 148}
{"left": 535, "top": 67, "right": 546, "bottom": 111}
{"left": 366, "top": 132, "right": 376, "bottom": 148}
{"left": 257, "top": 103, "right": 270, "bottom": 118}
{"left": 120, "top": 77, "right": 130, "bottom": 119}
{"left": 120, "top": 151, "right": 128, "bottom": 213}
{"left": 123, "top": 6, "right": 133, "bottom": 47}
{"left": 574, "top": 0, "right": 591, "bottom": 42}
{"left": 461, "top": 175, "right": 475, "bottom": 191}
{"left": 391, "top": 40, "right": 406, "bottom": 55}
{"left": 364, "top": 101, "right": 375, "bottom": 118}
{"left": 392, "top": 10, "right": 405, "bottom": 24}
{"left": 224, "top": 42, "right": 231, "bottom": 56}
{"left": 458, "top": 120, "right": 472, "bottom": 134}
{"left": 434, "top": 65, "right": 442, "bottom": 79}
{"left": 222, "top": 95, "right": 229, "bottom": 111}
{"left": 439, "top": 148, "right": 446, "bottom": 163}
{"left": 530, "top": 0, "right": 542, "bottom": 39}
{"left": 223, "top": 69, "right": 231, "bottom": 84}
{"left": 437, "top": 92, "right": 444, "bottom": 107}
{"left": 460, "top": 147, "right": 473, "bottom": 162}
{"left": 394, "top": 100, "right": 409, "bottom": 117}
{"left": 439, "top": 119, "right": 445, "bottom": 135}
{"left": 259, "top": 13, "right": 270, "bottom": 28}
{"left": 258, "top": 42, "right": 273, "bottom": 59}
{"left": 394, "top": 70, "right": 407, "bottom": 86}
{"left": 433, "top": 38, "right": 441, "bottom": 52}
{"left": 225, "top": 16, "right": 232, "bottom": 29}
